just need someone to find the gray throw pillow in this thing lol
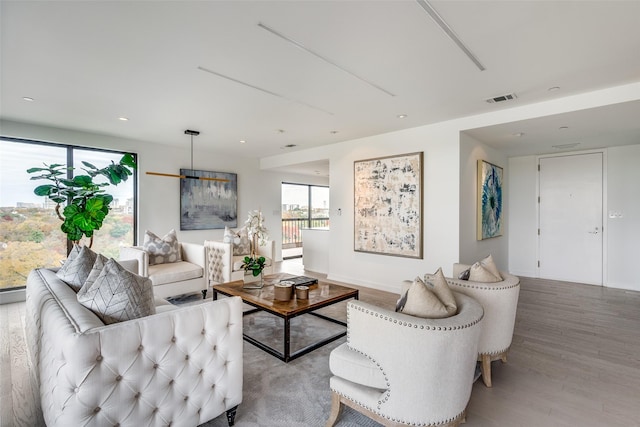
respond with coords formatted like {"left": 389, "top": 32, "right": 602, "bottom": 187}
{"left": 77, "top": 258, "right": 156, "bottom": 325}
{"left": 56, "top": 245, "right": 98, "bottom": 292}
{"left": 223, "top": 226, "right": 251, "bottom": 256}
{"left": 143, "top": 229, "right": 182, "bottom": 265}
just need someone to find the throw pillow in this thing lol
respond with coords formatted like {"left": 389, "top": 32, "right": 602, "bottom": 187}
{"left": 56, "top": 245, "right": 98, "bottom": 292}
{"left": 143, "top": 229, "right": 182, "bottom": 265}
{"left": 397, "top": 269, "right": 457, "bottom": 319}
{"left": 468, "top": 262, "right": 500, "bottom": 282}
{"left": 77, "top": 258, "right": 156, "bottom": 325}
{"left": 223, "top": 226, "right": 251, "bottom": 256}
{"left": 83, "top": 253, "right": 109, "bottom": 289}
{"left": 480, "top": 254, "right": 503, "bottom": 281}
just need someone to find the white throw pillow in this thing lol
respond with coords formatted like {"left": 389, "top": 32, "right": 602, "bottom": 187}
{"left": 143, "top": 229, "right": 182, "bottom": 265}
{"left": 397, "top": 268, "right": 458, "bottom": 319}
{"left": 77, "top": 258, "right": 155, "bottom": 325}
{"left": 468, "top": 262, "right": 500, "bottom": 282}
{"left": 223, "top": 226, "right": 251, "bottom": 256}
{"left": 480, "top": 254, "right": 502, "bottom": 281}
{"left": 56, "top": 245, "right": 98, "bottom": 292}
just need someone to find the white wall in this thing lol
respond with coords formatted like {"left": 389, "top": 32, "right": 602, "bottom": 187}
{"left": 606, "top": 144, "right": 640, "bottom": 291}
{"left": 507, "top": 145, "right": 640, "bottom": 291}
{"left": 507, "top": 156, "right": 538, "bottom": 277}
{"left": 0, "top": 119, "right": 327, "bottom": 262}
{"left": 459, "top": 133, "right": 508, "bottom": 270}
{"left": 264, "top": 123, "right": 463, "bottom": 294}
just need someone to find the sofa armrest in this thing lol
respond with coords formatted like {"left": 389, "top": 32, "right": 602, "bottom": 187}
{"left": 49, "top": 296, "right": 244, "bottom": 426}
{"left": 119, "top": 246, "right": 148, "bottom": 276}
{"left": 181, "top": 242, "right": 206, "bottom": 268}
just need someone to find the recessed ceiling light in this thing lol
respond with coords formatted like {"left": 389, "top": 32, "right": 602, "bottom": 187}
{"left": 330, "top": 130, "right": 339, "bottom": 134}
{"left": 277, "top": 129, "right": 285, "bottom": 134}
{"left": 397, "top": 114, "right": 408, "bottom": 119}
{"left": 559, "top": 126, "right": 569, "bottom": 130}
{"left": 23, "top": 97, "right": 34, "bottom": 102}
{"left": 548, "top": 86, "right": 561, "bottom": 92}
{"left": 240, "top": 140, "right": 246, "bottom": 144}
{"left": 118, "top": 117, "right": 129, "bottom": 121}
{"left": 281, "top": 144, "right": 297, "bottom": 149}
{"left": 511, "top": 132, "right": 525, "bottom": 137}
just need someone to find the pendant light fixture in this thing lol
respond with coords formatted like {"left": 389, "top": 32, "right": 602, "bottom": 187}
{"left": 146, "top": 130, "right": 229, "bottom": 182}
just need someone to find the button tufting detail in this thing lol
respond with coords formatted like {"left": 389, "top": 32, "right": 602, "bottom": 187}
{"left": 94, "top": 407, "right": 101, "bottom": 413}
{"left": 96, "top": 355, "right": 103, "bottom": 362}
{"left": 171, "top": 336, "right": 177, "bottom": 343}
{"left": 115, "top": 375, "right": 122, "bottom": 381}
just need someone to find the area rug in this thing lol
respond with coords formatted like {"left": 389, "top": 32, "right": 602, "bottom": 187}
{"left": 168, "top": 294, "right": 382, "bottom": 427}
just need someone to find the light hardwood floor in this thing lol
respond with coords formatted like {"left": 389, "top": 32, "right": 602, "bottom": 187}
{"left": 2, "top": 260, "right": 640, "bottom": 426}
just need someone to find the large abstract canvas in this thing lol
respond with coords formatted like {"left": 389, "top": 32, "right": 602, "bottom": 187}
{"left": 477, "top": 160, "right": 503, "bottom": 240}
{"left": 354, "top": 152, "right": 423, "bottom": 258}
{"left": 180, "top": 169, "right": 237, "bottom": 230}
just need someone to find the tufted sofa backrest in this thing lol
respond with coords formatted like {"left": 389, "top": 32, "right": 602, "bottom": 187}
{"left": 26, "top": 267, "right": 243, "bottom": 427}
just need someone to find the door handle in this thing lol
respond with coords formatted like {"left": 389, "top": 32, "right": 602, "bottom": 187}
{"left": 588, "top": 227, "right": 599, "bottom": 235}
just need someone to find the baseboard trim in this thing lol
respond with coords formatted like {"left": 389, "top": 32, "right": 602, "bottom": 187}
{"left": 0, "top": 288, "right": 26, "bottom": 304}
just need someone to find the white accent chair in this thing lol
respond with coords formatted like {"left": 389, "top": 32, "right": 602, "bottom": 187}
{"left": 26, "top": 267, "right": 243, "bottom": 427}
{"left": 326, "top": 293, "right": 484, "bottom": 427}
{"left": 204, "top": 240, "right": 275, "bottom": 285}
{"left": 119, "top": 242, "right": 208, "bottom": 299}
{"left": 447, "top": 263, "right": 521, "bottom": 387}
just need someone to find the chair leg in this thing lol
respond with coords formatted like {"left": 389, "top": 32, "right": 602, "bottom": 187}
{"left": 481, "top": 354, "right": 492, "bottom": 388}
{"left": 325, "top": 392, "right": 343, "bottom": 427}
{"left": 201, "top": 289, "right": 208, "bottom": 299}
{"left": 226, "top": 405, "right": 238, "bottom": 426}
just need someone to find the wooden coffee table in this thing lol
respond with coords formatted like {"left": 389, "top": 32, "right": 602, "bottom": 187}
{"left": 212, "top": 275, "right": 358, "bottom": 362}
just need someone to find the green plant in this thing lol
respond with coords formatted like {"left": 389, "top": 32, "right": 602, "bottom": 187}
{"left": 242, "top": 255, "right": 266, "bottom": 277}
{"left": 27, "top": 153, "right": 136, "bottom": 245}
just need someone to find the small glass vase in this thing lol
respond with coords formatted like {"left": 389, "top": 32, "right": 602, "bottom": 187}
{"left": 243, "top": 270, "right": 264, "bottom": 289}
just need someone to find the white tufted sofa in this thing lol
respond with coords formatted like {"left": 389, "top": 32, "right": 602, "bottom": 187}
{"left": 205, "top": 240, "right": 275, "bottom": 285}
{"left": 25, "top": 267, "right": 243, "bottom": 427}
{"left": 447, "top": 263, "right": 520, "bottom": 387}
{"left": 327, "top": 293, "right": 484, "bottom": 427}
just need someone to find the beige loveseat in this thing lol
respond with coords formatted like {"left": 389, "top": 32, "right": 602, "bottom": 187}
{"left": 119, "top": 242, "right": 208, "bottom": 299}
{"left": 25, "top": 266, "right": 243, "bottom": 427}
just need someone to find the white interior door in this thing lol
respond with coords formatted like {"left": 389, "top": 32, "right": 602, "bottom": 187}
{"left": 538, "top": 153, "right": 603, "bottom": 285}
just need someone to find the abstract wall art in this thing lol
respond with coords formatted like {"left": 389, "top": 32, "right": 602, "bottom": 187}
{"left": 477, "top": 160, "right": 503, "bottom": 240}
{"left": 180, "top": 169, "right": 237, "bottom": 230}
{"left": 354, "top": 152, "right": 423, "bottom": 258}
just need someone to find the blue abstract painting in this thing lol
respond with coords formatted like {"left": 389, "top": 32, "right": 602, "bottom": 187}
{"left": 477, "top": 160, "right": 503, "bottom": 240}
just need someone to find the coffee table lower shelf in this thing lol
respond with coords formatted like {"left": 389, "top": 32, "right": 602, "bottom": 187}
{"left": 213, "top": 281, "right": 358, "bottom": 363}
{"left": 241, "top": 308, "right": 348, "bottom": 362}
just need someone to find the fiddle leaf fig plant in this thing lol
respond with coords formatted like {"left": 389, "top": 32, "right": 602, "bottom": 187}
{"left": 27, "top": 153, "right": 136, "bottom": 245}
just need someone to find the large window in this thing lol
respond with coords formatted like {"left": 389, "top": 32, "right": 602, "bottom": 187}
{"left": 281, "top": 183, "right": 329, "bottom": 248}
{"left": 0, "top": 138, "right": 137, "bottom": 291}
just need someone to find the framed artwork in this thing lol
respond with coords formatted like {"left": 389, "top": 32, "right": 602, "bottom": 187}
{"left": 354, "top": 152, "right": 423, "bottom": 258}
{"left": 180, "top": 169, "right": 237, "bottom": 230}
{"left": 477, "top": 160, "right": 503, "bottom": 240}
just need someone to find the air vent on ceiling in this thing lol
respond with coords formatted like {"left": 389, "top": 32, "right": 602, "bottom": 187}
{"left": 485, "top": 93, "right": 517, "bottom": 104}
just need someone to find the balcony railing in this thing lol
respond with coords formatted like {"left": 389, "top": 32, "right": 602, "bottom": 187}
{"left": 282, "top": 218, "right": 330, "bottom": 248}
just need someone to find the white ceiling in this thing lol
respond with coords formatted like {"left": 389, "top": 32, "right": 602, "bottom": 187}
{"left": 2, "top": 1, "right": 640, "bottom": 165}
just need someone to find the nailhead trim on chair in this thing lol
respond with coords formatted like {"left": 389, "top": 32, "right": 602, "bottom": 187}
{"left": 445, "top": 279, "right": 520, "bottom": 291}
{"left": 351, "top": 305, "right": 483, "bottom": 330}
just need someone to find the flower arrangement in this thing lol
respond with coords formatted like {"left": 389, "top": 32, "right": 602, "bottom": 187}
{"left": 244, "top": 209, "right": 269, "bottom": 248}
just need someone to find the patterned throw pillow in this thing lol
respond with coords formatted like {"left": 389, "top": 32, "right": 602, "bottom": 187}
{"left": 77, "top": 258, "right": 156, "bottom": 325}
{"left": 397, "top": 268, "right": 457, "bottom": 319}
{"left": 223, "top": 226, "right": 251, "bottom": 255}
{"left": 56, "top": 245, "right": 98, "bottom": 292}
{"left": 143, "top": 229, "right": 182, "bottom": 265}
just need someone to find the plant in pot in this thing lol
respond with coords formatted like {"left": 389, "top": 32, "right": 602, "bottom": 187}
{"left": 27, "top": 153, "right": 137, "bottom": 249}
